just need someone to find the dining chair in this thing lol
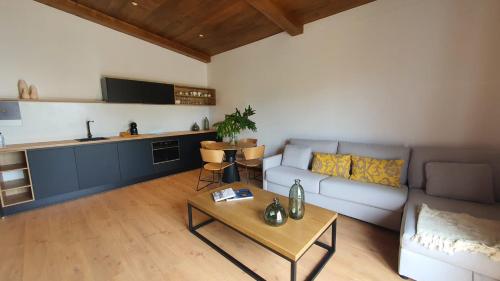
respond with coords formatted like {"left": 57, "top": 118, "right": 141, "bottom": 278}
{"left": 196, "top": 148, "right": 232, "bottom": 191}
{"left": 238, "top": 138, "right": 258, "bottom": 146}
{"left": 236, "top": 138, "right": 258, "bottom": 159}
{"left": 200, "top": 140, "right": 216, "bottom": 149}
{"left": 235, "top": 145, "right": 265, "bottom": 183}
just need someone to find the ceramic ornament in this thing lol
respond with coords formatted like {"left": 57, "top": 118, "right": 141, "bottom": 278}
{"left": 18, "top": 79, "right": 29, "bottom": 99}
{"left": 29, "top": 84, "right": 39, "bottom": 99}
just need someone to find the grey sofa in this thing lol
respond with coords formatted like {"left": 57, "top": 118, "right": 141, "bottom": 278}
{"left": 399, "top": 147, "right": 500, "bottom": 281}
{"left": 263, "top": 138, "right": 411, "bottom": 231}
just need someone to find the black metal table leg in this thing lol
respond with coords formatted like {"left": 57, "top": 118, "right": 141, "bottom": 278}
{"left": 331, "top": 219, "right": 337, "bottom": 254}
{"left": 188, "top": 204, "right": 193, "bottom": 230}
{"left": 308, "top": 219, "right": 337, "bottom": 280}
{"left": 291, "top": 261, "right": 297, "bottom": 281}
{"left": 222, "top": 149, "right": 240, "bottom": 183}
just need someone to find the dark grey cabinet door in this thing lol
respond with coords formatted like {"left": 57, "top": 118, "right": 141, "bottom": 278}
{"left": 180, "top": 133, "right": 216, "bottom": 170}
{"left": 117, "top": 140, "right": 155, "bottom": 180}
{"left": 28, "top": 147, "right": 80, "bottom": 199}
{"left": 75, "top": 143, "right": 121, "bottom": 189}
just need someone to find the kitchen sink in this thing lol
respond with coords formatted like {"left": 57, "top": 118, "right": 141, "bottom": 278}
{"left": 75, "top": 137, "right": 108, "bottom": 142}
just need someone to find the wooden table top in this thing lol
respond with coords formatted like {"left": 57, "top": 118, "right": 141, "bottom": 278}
{"left": 204, "top": 142, "right": 255, "bottom": 151}
{"left": 188, "top": 182, "right": 337, "bottom": 261}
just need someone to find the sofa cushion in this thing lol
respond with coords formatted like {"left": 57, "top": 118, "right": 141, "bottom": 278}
{"left": 281, "top": 144, "right": 311, "bottom": 170}
{"left": 319, "top": 177, "right": 408, "bottom": 211}
{"left": 266, "top": 166, "right": 328, "bottom": 194}
{"left": 289, "top": 139, "right": 338, "bottom": 154}
{"left": 311, "top": 153, "right": 351, "bottom": 178}
{"left": 425, "top": 162, "right": 495, "bottom": 204}
{"left": 408, "top": 146, "right": 500, "bottom": 202}
{"left": 338, "top": 141, "right": 410, "bottom": 185}
{"left": 351, "top": 156, "right": 404, "bottom": 188}
{"left": 401, "top": 189, "right": 500, "bottom": 279}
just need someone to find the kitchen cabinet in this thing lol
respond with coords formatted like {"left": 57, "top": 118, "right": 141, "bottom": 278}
{"left": 28, "top": 147, "right": 80, "bottom": 199}
{"left": 101, "top": 77, "right": 174, "bottom": 104}
{"left": 4, "top": 131, "right": 217, "bottom": 216}
{"left": 117, "top": 139, "right": 155, "bottom": 180}
{"left": 180, "top": 133, "right": 211, "bottom": 170}
{"left": 75, "top": 143, "right": 121, "bottom": 189}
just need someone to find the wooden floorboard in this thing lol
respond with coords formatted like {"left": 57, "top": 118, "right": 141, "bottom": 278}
{"left": 0, "top": 169, "right": 403, "bottom": 281}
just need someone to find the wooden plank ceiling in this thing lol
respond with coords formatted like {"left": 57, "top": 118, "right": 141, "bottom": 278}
{"left": 35, "top": 0, "right": 375, "bottom": 62}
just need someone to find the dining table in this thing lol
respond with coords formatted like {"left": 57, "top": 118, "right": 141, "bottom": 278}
{"left": 204, "top": 141, "right": 256, "bottom": 183}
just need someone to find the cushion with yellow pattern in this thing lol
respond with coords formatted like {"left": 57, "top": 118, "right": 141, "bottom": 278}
{"left": 311, "top": 153, "right": 351, "bottom": 178}
{"left": 350, "top": 156, "right": 404, "bottom": 188}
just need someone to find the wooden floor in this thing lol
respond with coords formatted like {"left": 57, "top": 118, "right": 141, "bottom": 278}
{"left": 0, "top": 169, "right": 403, "bottom": 281}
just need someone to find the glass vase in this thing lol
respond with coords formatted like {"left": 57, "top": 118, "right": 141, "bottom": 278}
{"left": 289, "top": 179, "right": 305, "bottom": 220}
{"left": 264, "top": 198, "right": 288, "bottom": 226}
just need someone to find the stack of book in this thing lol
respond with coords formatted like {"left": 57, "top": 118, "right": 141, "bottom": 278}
{"left": 212, "top": 188, "right": 254, "bottom": 202}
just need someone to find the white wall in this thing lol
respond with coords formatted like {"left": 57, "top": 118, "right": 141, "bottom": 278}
{"left": 0, "top": 0, "right": 209, "bottom": 144}
{"left": 208, "top": 0, "right": 500, "bottom": 154}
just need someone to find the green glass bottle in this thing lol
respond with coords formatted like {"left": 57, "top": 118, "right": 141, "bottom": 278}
{"left": 264, "top": 197, "right": 288, "bottom": 226}
{"left": 289, "top": 179, "right": 305, "bottom": 220}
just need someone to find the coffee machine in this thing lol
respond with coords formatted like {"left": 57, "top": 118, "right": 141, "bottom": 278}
{"left": 129, "top": 122, "right": 138, "bottom": 135}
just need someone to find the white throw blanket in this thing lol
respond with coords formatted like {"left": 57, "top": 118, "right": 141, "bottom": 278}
{"left": 412, "top": 203, "right": 500, "bottom": 261}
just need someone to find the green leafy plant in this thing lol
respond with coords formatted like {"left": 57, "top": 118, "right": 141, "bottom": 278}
{"left": 213, "top": 106, "right": 257, "bottom": 143}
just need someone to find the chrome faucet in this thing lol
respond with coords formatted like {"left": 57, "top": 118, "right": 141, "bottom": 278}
{"left": 86, "top": 120, "right": 94, "bottom": 139}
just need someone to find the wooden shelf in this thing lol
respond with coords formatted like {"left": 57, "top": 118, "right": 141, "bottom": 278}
{"left": 174, "top": 85, "right": 215, "bottom": 106}
{"left": 0, "top": 98, "right": 104, "bottom": 104}
{"left": 1, "top": 178, "right": 31, "bottom": 191}
{"left": 0, "top": 150, "right": 35, "bottom": 208}
{"left": 0, "top": 163, "right": 27, "bottom": 172}
{"left": 2, "top": 192, "right": 34, "bottom": 207}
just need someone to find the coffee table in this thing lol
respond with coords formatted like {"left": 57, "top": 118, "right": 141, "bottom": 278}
{"left": 187, "top": 182, "right": 337, "bottom": 281}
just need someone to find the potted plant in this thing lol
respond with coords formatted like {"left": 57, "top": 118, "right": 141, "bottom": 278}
{"left": 213, "top": 106, "right": 257, "bottom": 145}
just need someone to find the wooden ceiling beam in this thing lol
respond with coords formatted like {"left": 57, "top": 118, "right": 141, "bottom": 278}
{"left": 34, "top": 0, "right": 211, "bottom": 63}
{"left": 245, "top": 0, "right": 303, "bottom": 36}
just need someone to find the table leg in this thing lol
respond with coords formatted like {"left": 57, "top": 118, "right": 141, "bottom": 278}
{"left": 291, "top": 261, "right": 297, "bottom": 281}
{"left": 331, "top": 219, "right": 337, "bottom": 254}
{"left": 188, "top": 204, "right": 193, "bottom": 231}
{"left": 222, "top": 149, "right": 240, "bottom": 183}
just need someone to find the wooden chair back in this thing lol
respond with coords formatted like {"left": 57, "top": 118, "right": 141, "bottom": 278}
{"left": 238, "top": 138, "right": 258, "bottom": 146}
{"left": 200, "top": 140, "right": 216, "bottom": 149}
{"left": 242, "top": 145, "right": 265, "bottom": 161}
{"left": 200, "top": 148, "right": 224, "bottom": 163}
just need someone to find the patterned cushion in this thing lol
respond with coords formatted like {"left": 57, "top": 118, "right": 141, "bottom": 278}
{"left": 311, "top": 153, "right": 351, "bottom": 178}
{"left": 350, "top": 156, "right": 404, "bottom": 188}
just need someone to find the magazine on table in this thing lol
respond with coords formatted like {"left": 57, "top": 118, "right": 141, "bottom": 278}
{"left": 212, "top": 187, "right": 254, "bottom": 202}
{"left": 225, "top": 189, "right": 254, "bottom": 201}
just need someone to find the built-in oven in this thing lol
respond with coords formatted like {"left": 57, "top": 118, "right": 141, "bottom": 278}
{"left": 152, "top": 139, "right": 180, "bottom": 164}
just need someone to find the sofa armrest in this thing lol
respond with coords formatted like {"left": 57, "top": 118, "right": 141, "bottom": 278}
{"left": 262, "top": 154, "right": 282, "bottom": 190}
{"left": 263, "top": 154, "right": 282, "bottom": 172}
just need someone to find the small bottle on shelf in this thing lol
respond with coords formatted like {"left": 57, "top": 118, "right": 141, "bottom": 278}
{"left": 0, "top": 132, "right": 5, "bottom": 148}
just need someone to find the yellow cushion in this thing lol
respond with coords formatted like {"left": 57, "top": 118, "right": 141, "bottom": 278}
{"left": 350, "top": 156, "right": 404, "bottom": 188}
{"left": 311, "top": 153, "right": 351, "bottom": 178}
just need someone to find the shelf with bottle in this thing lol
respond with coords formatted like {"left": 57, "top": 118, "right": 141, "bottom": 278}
{"left": 174, "top": 85, "right": 216, "bottom": 106}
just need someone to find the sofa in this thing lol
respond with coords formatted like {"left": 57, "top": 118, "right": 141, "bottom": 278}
{"left": 263, "top": 139, "right": 500, "bottom": 281}
{"left": 263, "top": 138, "right": 411, "bottom": 231}
{"left": 399, "top": 147, "right": 500, "bottom": 281}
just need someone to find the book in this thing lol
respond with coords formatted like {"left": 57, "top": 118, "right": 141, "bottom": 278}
{"left": 212, "top": 188, "right": 236, "bottom": 202}
{"left": 225, "top": 189, "right": 254, "bottom": 202}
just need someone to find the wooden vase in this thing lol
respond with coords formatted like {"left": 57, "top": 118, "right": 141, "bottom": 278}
{"left": 18, "top": 80, "right": 29, "bottom": 99}
{"left": 29, "top": 85, "right": 39, "bottom": 99}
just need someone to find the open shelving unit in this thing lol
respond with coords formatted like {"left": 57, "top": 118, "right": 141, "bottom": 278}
{"left": 0, "top": 150, "right": 34, "bottom": 207}
{"left": 174, "top": 85, "right": 216, "bottom": 106}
